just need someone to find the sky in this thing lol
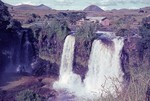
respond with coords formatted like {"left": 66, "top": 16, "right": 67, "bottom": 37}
{"left": 2, "top": 0, "right": 150, "bottom": 10}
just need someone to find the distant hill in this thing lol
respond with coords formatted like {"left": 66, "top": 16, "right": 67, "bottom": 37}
{"left": 84, "top": 5, "right": 104, "bottom": 12}
{"left": 4, "top": 3, "right": 52, "bottom": 10}
{"left": 14, "top": 4, "right": 35, "bottom": 10}
{"left": 36, "top": 4, "right": 51, "bottom": 10}
{"left": 4, "top": 3, "right": 13, "bottom": 8}
{"left": 15, "top": 4, "right": 51, "bottom": 10}
{"left": 141, "top": 6, "right": 150, "bottom": 12}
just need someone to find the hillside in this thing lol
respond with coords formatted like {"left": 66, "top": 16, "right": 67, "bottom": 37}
{"left": 4, "top": 3, "right": 13, "bottom": 8}
{"left": 5, "top": 3, "right": 51, "bottom": 10}
{"left": 84, "top": 5, "right": 104, "bottom": 12}
{"left": 15, "top": 4, "right": 51, "bottom": 10}
{"left": 36, "top": 4, "right": 51, "bottom": 10}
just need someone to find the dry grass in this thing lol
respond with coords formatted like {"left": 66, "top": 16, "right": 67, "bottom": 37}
{"left": 94, "top": 66, "right": 150, "bottom": 101}
{"left": 120, "top": 67, "right": 150, "bottom": 101}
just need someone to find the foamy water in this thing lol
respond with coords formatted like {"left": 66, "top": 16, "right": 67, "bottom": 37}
{"left": 53, "top": 35, "right": 124, "bottom": 100}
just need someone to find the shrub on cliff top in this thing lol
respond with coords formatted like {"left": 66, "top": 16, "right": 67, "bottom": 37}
{"left": 76, "top": 22, "right": 97, "bottom": 39}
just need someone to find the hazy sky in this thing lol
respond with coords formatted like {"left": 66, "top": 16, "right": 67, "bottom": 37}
{"left": 2, "top": 0, "right": 150, "bottom": 10}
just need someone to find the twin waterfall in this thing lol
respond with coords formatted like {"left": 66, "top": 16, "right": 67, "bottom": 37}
{"left": 53, "top": 34, "right": 124, "bottom": 99}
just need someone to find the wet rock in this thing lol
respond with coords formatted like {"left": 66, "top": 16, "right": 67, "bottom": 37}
{"left": 73, "top": 63, "right": 88, "bottom": 81}
{"left": 32, "top": 58, "right": 59, "bottom": 76}
{"left": 73, "top": 38, "right": 91, "bottom": 81}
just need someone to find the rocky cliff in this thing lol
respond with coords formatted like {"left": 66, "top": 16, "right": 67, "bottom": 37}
{"left": 0, "top": 0, "right": 36, "bottom": 75}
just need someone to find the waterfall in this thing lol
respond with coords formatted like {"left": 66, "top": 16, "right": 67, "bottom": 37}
{"left": 53, "top": 35, "right": 83, "bottom": 94}
{"left": 4, "top": 30, "right": 34, "bottom": 73}
{"left": 22, "top": 32, "right": 32, "bottom": 73}
{"left": 5, "top": 32, "right": 23, "bottom": 73}
{"left": 16, "top": 31, "right": 32, "bottom": 73}
{"left": 53, "top": 34, "right": 124, "bottom": 99}
{"left": 16, "top": 32, "right": 23, "bottom": 65}
{"left": 84, "top": 37, "right": 124, "bottom": 97}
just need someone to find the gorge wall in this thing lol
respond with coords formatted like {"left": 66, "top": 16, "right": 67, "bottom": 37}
{"left": 0, "top": 0, "right": 36, "bottom": 75}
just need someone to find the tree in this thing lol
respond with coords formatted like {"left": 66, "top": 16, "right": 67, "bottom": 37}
{"left": 76, "top": 22, "right": 97, "bottom": 39}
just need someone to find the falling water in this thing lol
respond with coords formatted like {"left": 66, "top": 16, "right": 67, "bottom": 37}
{"left": 53, "top": 35, "right": 83, "bottom": 94}
{"left": 7, "top": 47, "right": 15, "bottom": 72}
{"left": 84, "top": 36, "right": 124, "bottom": 97}
{"left": 16, "top": 32, "right": 23, "bottom": 65}
{"left": 23, "top": 33, "right": 32, "bottom": 73}
{"left": 6, "top": 32, "right": 23, "bottom": 73}
{"left": 53, "top": 34, "right": 124, "bottom": 100}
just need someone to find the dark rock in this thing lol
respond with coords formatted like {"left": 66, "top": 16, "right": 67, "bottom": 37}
{"left": 0, "top": 30, "right": 19, "bottom": 74}
{"left": 73, "top": 63, "right": 88, "bottom": 81}
{"left": 73, "top": 38, "right": 92, "bottom": 81}
{"left": 121, "top": 36, "right": 142, "bottom": 84}
{"left": 32, "top": 58, "right": 59, "bottom": 76}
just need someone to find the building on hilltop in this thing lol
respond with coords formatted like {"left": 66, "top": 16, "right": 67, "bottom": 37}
{"left": 76, "top": 16, "right": 111, "bottom": 27}
{"left": 101, "top": 17, "right": 111, "bottom": 26}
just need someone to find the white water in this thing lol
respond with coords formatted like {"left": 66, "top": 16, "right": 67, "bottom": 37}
{"left": 84, "top": 37, "right": 124, "bottom": 97}
{"left": 53, "top": 35, "right": 124, "bottom": 100}
{"left": 53, "top": 35, "right": 83, "bottom": 94}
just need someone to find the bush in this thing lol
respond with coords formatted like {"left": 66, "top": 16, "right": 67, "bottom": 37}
{"left": 7, "top": 19, "right": 22, "bottom": 30}
{"left": 30, "top": 24, "right": 42, "bottom": 40}
{"left": 67, "top": 12, "right": 86, "bottom": 24}
{"left": 76, "top": 22, "right": 97, "bottom": 39}
{"left": 16, "top": 89, "right": 46, "bottom": 101}
{"left": 139, "top": 16, "right": 150, "bottom": 63}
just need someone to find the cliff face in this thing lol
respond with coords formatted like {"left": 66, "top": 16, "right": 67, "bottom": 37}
{"left": 73, "top": 37, "right": 91, "bottom": 80}
{"left": 0, "top": 0, "right": 36, "bottom": 74}
{"left": 0, "top": 0, "right": 12, "bottom": 73}
{"left": 30, "top": 23, "right": 92, "bottom": 77}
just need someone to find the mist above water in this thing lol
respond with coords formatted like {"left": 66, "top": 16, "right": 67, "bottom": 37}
{"left": 53, "top": 34, "right": 124, "bottom": 100}
{"left": 53, "top": 35, "right": 83, "bottom": 93}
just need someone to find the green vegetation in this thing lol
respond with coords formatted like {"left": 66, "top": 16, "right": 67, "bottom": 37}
{"left": 44, "top": 12, "right": 86, "bottom": 25}
{"left": 76, "top": 22, "right": 97, "bottom": 39}
{"left": 16, "top": 89, "right": 46, "bottom": 101}
{"left": 46, "top": 19, "right": 69, "bottom": 38}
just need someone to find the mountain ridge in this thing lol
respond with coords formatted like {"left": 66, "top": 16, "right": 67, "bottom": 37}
{"left": 4, "top": 3, "right": 52, "bottom": 10}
